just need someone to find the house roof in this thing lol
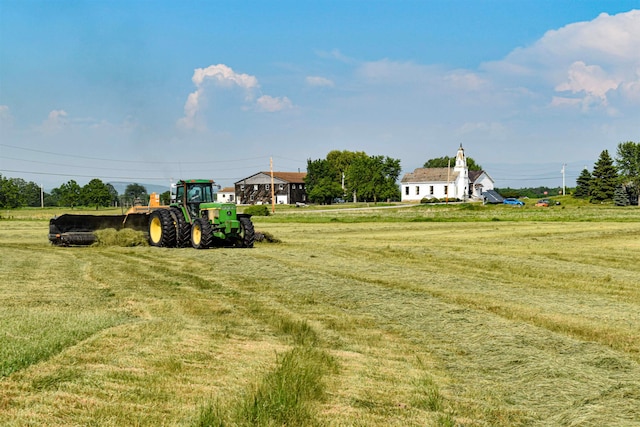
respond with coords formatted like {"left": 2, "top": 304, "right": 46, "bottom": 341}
{"left": 402, "top": 167, "right": 494, "bottom": 184}
{"left": 267, "top": 172, "right": 307, "bottom": 183}
{"left": 469, "top": 170, "right": 495, "bottom": 184}
{"left": 401, "top": 167, "right": 458, "bottom": 183}
{"left": 219, "top": 187, "right": 235, "bottom": 193}
{"left": 235, "top": 171, "right": 307, "bottom": 185}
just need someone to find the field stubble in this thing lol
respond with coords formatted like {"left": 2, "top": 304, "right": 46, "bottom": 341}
{"left": 1, "top": 207, "right": 639, "bottom": 426}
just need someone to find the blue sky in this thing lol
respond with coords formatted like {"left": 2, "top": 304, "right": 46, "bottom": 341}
{"left": 1, "top": 0, "right": 639, "bottom": 191}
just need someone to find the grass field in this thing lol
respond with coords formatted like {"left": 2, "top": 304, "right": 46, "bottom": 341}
{"left": 1, "top": 201, "right": 639, "bottom": 426}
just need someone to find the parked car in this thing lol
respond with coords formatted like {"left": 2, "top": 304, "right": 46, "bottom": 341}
{"left": 503, "top": 198, "right": 524, "bottom": 206}
{"left": 536, "top": 199, "right": 561, "bottom": 207}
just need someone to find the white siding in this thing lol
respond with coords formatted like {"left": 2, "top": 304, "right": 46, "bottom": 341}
{"left": 401, "top": 182, "right": 453, "bottom": 202}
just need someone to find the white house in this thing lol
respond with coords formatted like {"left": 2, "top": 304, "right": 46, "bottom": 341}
{"left": 216, "top": 187, "right": 236, "bottom": 203}
{"left": 401, "top": 145, "right": 495, "bottom": 202}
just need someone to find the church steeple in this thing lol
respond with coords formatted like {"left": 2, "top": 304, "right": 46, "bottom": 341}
{"left": 454, "top": 143, "right": 466, "bottom": 171}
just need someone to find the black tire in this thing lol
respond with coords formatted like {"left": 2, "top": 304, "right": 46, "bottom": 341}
{"left": 148, "top": 209, "right": 176, "bottom": 247}
{"left": 170, "top": 207, "right": 191, "bottom": 248}
{"left": 191, "top": 218, "right": 213, "bottom": 249}
{"left": 236, "top": 216, "right": 255, "bottom": 248}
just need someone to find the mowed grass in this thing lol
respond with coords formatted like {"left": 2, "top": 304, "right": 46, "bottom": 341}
{"left": 0, "top": 204, "right": 639, "bottom": 426}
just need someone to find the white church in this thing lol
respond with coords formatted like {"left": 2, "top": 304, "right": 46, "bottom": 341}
{"left": 401, "top": 144, "right": 495, "bottom": 202}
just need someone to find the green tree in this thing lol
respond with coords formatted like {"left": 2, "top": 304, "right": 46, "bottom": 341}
{"left": 124, "top": 183, "right": 147, "bottom": 199}
{"left": 615, "top": 141, "right": 640, "bottom": 206}
{"left": 160, "top": 191, "right": 171, "bottom": 205}
{"left": 81, "top": 179, "right": 112, "bottom": 209}
{"left": 613, "top": 185, "right": 630, "bottom": 206}
{"left": 124, "top": 183, "right": 148, "bottom": 205}
{"left": 590, "top": 150, "right": 618, "bottom": 203}
{"left": 106, "top": 183, "right": 119, "bottom": 207}
{"left": 305, "top": 158, "right": 343, "bottom": 204}
{"left": 57, "top": 180, "right": 82, "bottom": 208}
{"left": 423, "top": 156, "right": 482, "bottom": 171}
{"left": 0, "top": 174, "right": 22, "bottom": 208}
{"left": 326, "top": 150, "right": 366, "bottom": 190}
{"left": 22, "top": 181, "right": 42, "bottom": 207}
{"left": 573, "top": 168, "right": 592, "bottom": 199}
{"left": 346, "top": 155, "right": 401, "bottom": 203}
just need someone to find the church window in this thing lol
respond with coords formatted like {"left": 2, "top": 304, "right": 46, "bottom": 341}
{"left": 405, "top": 186, "right": 409, "bottom": 195}
{"left": 429, "top": 186, "right": 434, "bottom": 195}
{"left": 415, "top": 186, "right": 420, "bottom": 195}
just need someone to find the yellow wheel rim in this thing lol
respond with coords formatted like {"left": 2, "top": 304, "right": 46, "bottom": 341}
{"left": 193, "top": 223, "right": 201, "bottom": 245}
{"left": 150, "top": 216, "right": 162, "bottom": 243}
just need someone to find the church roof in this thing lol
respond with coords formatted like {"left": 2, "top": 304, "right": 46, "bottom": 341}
{"left": 401, "top": 167, "right": 459, "bottom": 183}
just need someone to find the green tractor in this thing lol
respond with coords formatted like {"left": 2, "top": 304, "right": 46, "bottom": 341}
{"left": 48, "top": 179, "right": 254, "bottom": 249}
{"left": 148, "top": 179, "right": 254, "bottom": 249}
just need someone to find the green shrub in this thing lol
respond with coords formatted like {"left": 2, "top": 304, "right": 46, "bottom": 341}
{"left": 243, "top": 205, "right": 270, "bottom": 216}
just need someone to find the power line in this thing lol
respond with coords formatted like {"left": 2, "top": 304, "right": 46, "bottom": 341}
{"left": 0, "top": 155, "right": 268, "bottom": 174}
{"left": 0, "top": 143, "right": 272, "bottom": 165}
{"left": 0, "top": 168, "right": 244, "bottom": 182}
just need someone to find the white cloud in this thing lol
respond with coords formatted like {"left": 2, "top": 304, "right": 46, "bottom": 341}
{"left": 41, "top": 109, "right": 68, "bottom": 132}
{"left": 482, "top": 10, "right": 640, "bottom": 110}
{"left": 306, "top": 76, "right": 335, "bottom": 87}
{"left": 192, "top": 64, "right": 259, "bottom": 91}
{"left": 178, "top": 63, "right": 291, "bottom": 130}
{"left": 255, "top": 95, "right": 293, "bottom": 113}
{"left": 444, "top": 71, "right": 488, "bottom": 91}
{"left": 555, "top": 61, "right": 620, "bottom": 104}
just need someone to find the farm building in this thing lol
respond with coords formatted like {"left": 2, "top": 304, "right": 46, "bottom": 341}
{"left": 216, "top": 187, "right": 236, "bottom": 203}
{"left": 235, "top": 172, "right": 307, "bottom": 205}
{"left": 401, "top": 144, "right": 495, "bottom": 202}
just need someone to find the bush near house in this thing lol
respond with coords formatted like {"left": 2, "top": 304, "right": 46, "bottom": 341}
{"left": 243, "top": 204, "right": 270, "bottom": 216}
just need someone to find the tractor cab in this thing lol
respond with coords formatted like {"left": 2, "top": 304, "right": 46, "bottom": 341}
{"left": 174, "top": 179, "right": 217, "bottom": 221}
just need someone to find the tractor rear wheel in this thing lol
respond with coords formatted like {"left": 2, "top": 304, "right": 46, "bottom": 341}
{"left": 236, "top": 216, "right": 255, "bottom": 248}
{"left": 148, "top": 209, "right": 176, "bottom": 247}
{"left": 191, "top": 218, "right": 213, "bottom": 249}
{"left": 170, "top": 207, "right": 190, "bottom": 247}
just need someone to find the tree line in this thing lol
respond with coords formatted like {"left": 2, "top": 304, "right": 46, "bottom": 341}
{"left": 574, "top": 141, "right": 640, "bottom": 206}
{"left": 2, "top": 141, "right": 638, "bottom": 208}
{"left": 305, "top": 150, "right": 402, "bottom": 203}
{"left": 0, "top": 176, "right": 152, "bottom": 209}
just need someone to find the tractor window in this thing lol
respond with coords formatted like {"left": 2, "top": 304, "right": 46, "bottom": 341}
{"left": 201, "top": 185, "right": 213, "bottom": 202}
{"left": 188, "top": 187, "right": 201, "bottom": 202}
{"left": 187, "top": 184, "right": 213, "bottom": 203}
{"left": 176, "top": 185, "right": 185, "bottom": 203}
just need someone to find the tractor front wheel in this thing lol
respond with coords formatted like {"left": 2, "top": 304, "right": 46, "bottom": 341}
{"left": 148, "top": 209, "right": 176, "bottom": 247}
{"left": 191, "top": 218, "right": 213, "bottom": 249}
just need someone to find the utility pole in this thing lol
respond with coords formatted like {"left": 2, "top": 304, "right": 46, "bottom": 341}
{"left": 561, "top": 164, "right": 566, "bottom": 196}
{"left": 40, "top": 184, "right": 44, "bottom": 208}
{"left": 270, "top": 157, "right": 275, "bottom": 214}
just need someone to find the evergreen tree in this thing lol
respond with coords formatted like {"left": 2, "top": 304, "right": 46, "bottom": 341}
{"left": 573, "top": 168, "right": 592, "bottom": 199}
{"left": 613, "top": 185, "right": 630, "bottom": 206}
{"left": 615, "top": 141, "right": 640, "bottom": 206}
{"left": 590, "top": 150, "right": 618, "bottom": 203}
